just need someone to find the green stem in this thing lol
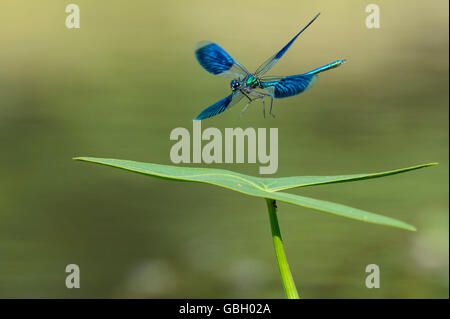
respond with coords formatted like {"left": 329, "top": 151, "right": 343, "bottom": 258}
{"left": 265, "top": 198, "right": 300, "bottom": 299}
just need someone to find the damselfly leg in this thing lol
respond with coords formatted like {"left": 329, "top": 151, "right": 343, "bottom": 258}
{"left": 241, "top": 90, "right": 253, "bottom": 102}
{"left": 239, "top": 100, "right": 253, "bottom": 118}
{"left": 268, "top": 95, "right": 275, "bottom": 118}
{"left": 248, "top": 90, "right": 275, "bottom": 118}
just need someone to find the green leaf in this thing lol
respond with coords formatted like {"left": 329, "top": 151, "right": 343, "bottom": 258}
{"left": 262, "top": 163, "right": 437, "bottom": 192}
{"left": 74, "top": 157, "right": 436, "bottom": 231}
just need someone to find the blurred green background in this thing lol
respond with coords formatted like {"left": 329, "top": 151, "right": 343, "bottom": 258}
{"left": 0, "top": 0, "right": 448, "bottom": 298}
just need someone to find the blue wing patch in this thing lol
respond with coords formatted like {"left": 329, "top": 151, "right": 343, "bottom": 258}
{"left": 194, "top": 41, "right": 249, "bottom": 79}
{"left": 195, "top": 41, "right": 234, "bottom": 75}
{"left": 262, "top": 75, "right": 316, "bottom": 98}
{"left": 194, "top": 92, "right": 244, "bottom": 120}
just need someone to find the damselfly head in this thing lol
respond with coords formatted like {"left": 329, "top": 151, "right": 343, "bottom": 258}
{"left": 230, "top": 79, "right": 241, "bottom": 91}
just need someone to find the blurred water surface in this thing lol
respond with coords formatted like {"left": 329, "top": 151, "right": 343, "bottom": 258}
{"left": 0, "top": 0, "right": 448, "bottom": 298}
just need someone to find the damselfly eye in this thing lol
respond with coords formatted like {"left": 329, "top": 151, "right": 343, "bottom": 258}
{"left": 230, "top": 80, "right": 240, "bottom": 90}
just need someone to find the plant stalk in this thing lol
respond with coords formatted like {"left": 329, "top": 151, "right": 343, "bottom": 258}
{"left": 265, "top": 198, "right": 300, "bottom": 299}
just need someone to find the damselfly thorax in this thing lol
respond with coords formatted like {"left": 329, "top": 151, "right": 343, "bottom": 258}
{"left": 230, "top": 75, "right": 262, "bottom": 92}
{"left": 230, "top": 75, "right": 273, "bottom": 118}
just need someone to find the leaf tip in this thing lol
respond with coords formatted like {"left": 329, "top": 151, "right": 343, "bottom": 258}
{"left": 73, "top": 157, "right": 93, "bottom": 162}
